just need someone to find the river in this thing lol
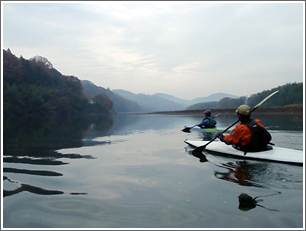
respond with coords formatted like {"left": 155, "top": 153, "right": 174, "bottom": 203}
{"left": 2, "top": 113, "right": 304, "bottom": 228}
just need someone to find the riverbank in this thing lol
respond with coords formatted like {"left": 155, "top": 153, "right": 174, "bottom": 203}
{"left": 145, "top": 105, "right": 303, "bottom": 116}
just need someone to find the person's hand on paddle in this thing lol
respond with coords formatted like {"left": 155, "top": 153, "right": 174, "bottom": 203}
{"left": 216, "top": 132, "right": 232, "bottom": 145}
{"left": 216, "top": 132, "right": 226, "bottom": 142}
{"left": 216, "top": 132, "right": 223, "bottom": 139}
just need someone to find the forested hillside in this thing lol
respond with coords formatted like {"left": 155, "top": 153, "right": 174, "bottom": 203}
{"left": 247, "top": 82, "right": 303, "bottom": 107}
{"left": 3, "top": 49, "right": 112, "bottom": 117}
{"left": 186, "top": 82, "right": 303, "bottom": 110}
{"left": 81, "top": 80, "right": 141, "bottom": 113}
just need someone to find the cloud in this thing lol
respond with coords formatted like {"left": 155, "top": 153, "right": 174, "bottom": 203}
{"left": 2, "top": 2, "right": 303, "bottom": 100}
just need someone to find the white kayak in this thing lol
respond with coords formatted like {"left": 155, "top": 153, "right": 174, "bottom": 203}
{"left": 184, "top": 140, "right": 303, "bottom": 166}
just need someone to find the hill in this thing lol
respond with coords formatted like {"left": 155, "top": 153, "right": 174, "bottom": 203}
{"left": 81, "top": 80, "right": 141, "bottom": 113}
{"left": 112, "top": 89, "right": 186, "bottom": 112}
{"left": 112, "top": 90, "right": 239, "bottom": 112}
{"left": 185, "top": 82, "right": 303, "bottom": 111}
{"left": 188, "top": 93, "right": 239, "bottom": 105}
{"left": 3, "top": 49, "right": 90, "bottom": 117}
{"left": 153, "top": 93, "right": 190, "bottom": 106}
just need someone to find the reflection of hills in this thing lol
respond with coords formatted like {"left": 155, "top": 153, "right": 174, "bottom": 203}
{"left": 4, "top": 114, "right": 113, "bottom": 155}
{"left": 256, "top": 114, "right": 303, "bottom": 131}
{"left": 3, "top": 114, "right": 112, "bottom": 198}
{"left": 4, "top": 147, "right": 97, "bottom": 162}
{"left": 89, "top": 114, "right": 185, "bottom": 136}
{"left": 4, "top": 167, "right": 63, "bottom": 176}
{"left": 3, "top": 157, "right": 68, "bottom": 166}
{"left": 3, "top": 176, "right": 87, "bottom": 198}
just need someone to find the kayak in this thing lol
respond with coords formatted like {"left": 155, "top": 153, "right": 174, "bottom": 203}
{"left": 183, "top": 126, "right": 225, "bottom": 133}
{"left": 184, "top": 140, "right": 303, "bottom": 166}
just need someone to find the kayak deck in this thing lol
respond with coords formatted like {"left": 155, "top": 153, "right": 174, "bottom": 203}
{"left": 184, "top": 140, "right": 303, "bottom": 166}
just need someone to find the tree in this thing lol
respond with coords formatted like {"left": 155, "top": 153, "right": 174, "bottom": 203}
{"left": 91, "top": 94, "right": 113, "bottom": 114}
{"left": 3, "top": 49, "right": 112, "bottom": 117}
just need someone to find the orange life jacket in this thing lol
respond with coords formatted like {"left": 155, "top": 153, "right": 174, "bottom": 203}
{"left": 223, "top": 119, "right": 268, "bottom": 150}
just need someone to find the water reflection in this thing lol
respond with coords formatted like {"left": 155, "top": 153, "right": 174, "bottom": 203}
{"left": 188, "top": 150, "right": 284, "bottom": 212}
{"left": 214, "top": 161, "right": 266, "bottom": 188}
{"left": 188, "top": 150, "right": 267, "bottom": 187}
{"left": 3, "top": 176, "right": 87, "bottom": 198}
{"left": 3, "top": 113, "right": 303, "bottom": 228}
{"left": 3, "top": 167, "right": 63, "bottom": 176}
{"left": 3, "top": 114, "right": 113, "bottom": 197}
{"left": 202, "top": 132, "right": 215, "bottom": 141}
{"left": 238, "top": 192, "right": 280, "bottom": 212}
{"left": 189, "top": 150, "right": 209, "bottom": 163}
{"left": 258, "top": 114, "right": 303, "bottom": 131}
{"left": 4, "top": 114, "right": 113, "bottom": 151}
{"left": 188, "top": 150, "right": 265, "bottom": 188}
{"left": 188, "top": 150, "right": 266, "bottom": 188}
{"left": 214, "top": 114, "right": 303, "bottom": 131}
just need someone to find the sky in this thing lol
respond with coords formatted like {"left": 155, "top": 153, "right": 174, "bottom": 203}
{"left": 2, "top": 1, "right": 304, "bottom": 100}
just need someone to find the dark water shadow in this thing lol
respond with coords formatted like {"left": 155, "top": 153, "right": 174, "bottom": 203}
{"left": 3, "top": 114, "right": 113, "bottom": 198}
{"left": 3, "top": 176, "right": 87, "bottom": 198}
{"left": 237, "top": 192, "right": 281, "bottom": 212}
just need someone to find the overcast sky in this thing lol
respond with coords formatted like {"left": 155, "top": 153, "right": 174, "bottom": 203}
{"left": 2, "top": 1, "right": 304, "bottom": 100}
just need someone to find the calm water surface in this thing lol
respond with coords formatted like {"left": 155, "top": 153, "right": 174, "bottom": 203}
{"left": 2, "top": 114, "right": 304, "bottom": 228}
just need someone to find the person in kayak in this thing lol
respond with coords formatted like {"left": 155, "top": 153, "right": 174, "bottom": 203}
{"left": 196, "top": 110, "right": 217, "bottom": 128}
{"left": 216, "top": 105, "right": 272, "bottom": 153}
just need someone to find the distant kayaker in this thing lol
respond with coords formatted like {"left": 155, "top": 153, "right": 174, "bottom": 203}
{"left": 216, "top": 105, "right": 272, "bottom": 153}
{"left": 196, "top": 110, "right": 217, "bottom": 128}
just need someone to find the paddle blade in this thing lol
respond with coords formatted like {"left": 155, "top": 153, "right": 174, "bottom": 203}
{"left": 252, "top": 90, "right": 279, "bottom": 112}
{"left": 192, "top": 139, "right": 215, "bottom": 153}
{"left": 213, "top": 112, "right": 221, "bottom": 118}
{"left": 182, "top": 125, "right": 197, "bottom": 133}
{"left": 192, "top": 144, "right": 208, "bottom": 153}
{"left": 182, "top": 127, "right": 191, "bottom": 132}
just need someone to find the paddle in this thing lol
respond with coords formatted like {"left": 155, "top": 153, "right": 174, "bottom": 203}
{"left": 192, "top": 90, "right": 279, "bottom": 153}
{"left": 182, "top": 112, "right": 222, "bottom": 133}
{"left": 182, "top": 124, "right": 197, "bottom": 133}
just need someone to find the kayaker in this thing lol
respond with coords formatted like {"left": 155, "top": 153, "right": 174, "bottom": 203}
{"left": 216, "top": 105, "right": 272, "bottom": 152}
{"left": 196, "top": 110, "right": 217, "bottom": 128}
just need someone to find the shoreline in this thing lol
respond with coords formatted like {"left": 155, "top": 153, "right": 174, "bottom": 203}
{"left": 133, "top": 105, "right": 304, "bottom": 116}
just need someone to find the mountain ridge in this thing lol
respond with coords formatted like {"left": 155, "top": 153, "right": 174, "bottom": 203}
{"left": 189, "top": 92, "right": 239, "bottom": 105}
{"left": 81, "top": 80, "right": 141, "bottom": 113}
{"left": 114, "top": 89, "right": 239, "bottom": 110}
{"left": 112, "top": 89, "right": 186, "bottom": 112}
{"left": 4, "top": 48, "right": 302, "bottom": 115}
